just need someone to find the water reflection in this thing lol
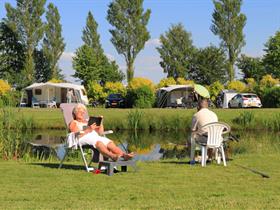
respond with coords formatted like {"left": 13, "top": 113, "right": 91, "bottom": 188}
{"left": 28, "top": 130, "right": 65, "bottom": 160}
{"left": 28, "top": 129, "right": 280, "bottom": 161}
{"left": 28, "top": 129, "right": 189, "bottom": 161}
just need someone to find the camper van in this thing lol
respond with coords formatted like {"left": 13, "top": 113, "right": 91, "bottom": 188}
{"left": 23, "top": 82, "right": 89, "bottom": 107}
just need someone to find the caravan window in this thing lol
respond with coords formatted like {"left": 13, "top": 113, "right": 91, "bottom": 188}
{"left": 34, "top": 89, "right": 42, "bottom": 95}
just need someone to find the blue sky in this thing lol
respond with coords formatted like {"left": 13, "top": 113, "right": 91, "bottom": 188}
{"left": 1, "top": 0, "right": 280, "bottom": 84}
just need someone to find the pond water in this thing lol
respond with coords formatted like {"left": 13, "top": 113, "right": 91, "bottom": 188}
{"left": 27, "top": 129, "right": 280, "bottom": 161}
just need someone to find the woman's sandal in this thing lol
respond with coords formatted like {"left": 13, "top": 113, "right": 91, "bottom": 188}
{"left": 111, "top": 154, "right": 120, "bottom": 162}
{"left": 123, "top": 152, "right": 135, "bottom": 161}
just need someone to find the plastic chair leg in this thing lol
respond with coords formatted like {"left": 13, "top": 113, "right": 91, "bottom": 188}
{"left": 215, "top": 148, "right": 221, "bottom": 164}
{"left": 190, "top": 136, "right": 196, "bottom": 161}
{"left": 220, "top": 146, "right": 227, "bottom": 166}
{"left": 201, "top": 146, "right": 207, "bottom": 167}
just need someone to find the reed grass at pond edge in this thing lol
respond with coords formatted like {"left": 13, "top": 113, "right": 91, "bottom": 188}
{"left": 1, "top": 107, "right": 279, "bottom": 131}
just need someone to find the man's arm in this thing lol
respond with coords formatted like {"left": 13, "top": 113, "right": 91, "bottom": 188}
{"left": 191, "top": 116, "right": 198, "bottom": 132}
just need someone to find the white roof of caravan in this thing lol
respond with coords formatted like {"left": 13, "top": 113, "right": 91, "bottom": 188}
{"left": 25, "top": 82, "right": 85, "bottom": 90}
{"left": 159, "top": 85, "right": 193, "bottom": 92}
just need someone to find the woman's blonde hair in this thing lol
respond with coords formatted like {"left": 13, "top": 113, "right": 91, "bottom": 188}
{"left": 72, "top": 103, "right": 87, "bottom": 120}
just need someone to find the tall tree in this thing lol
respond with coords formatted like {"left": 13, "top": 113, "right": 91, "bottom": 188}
{"left": 73, "top": 45, "right": 101, "bottom": 85}
{"left": 82, "top": 11, "right": 103, "bottom": 54}
{"left": 156, "top": 23, "right": 195, "bottom": 79}
{"left": 107, "top": 0, "right": 151, "bottom": 82}
{"left": 5, "top": 0, "right": 46, "bottom": 84}
{"left": 262, "top": 30, "right": 280, "bottom": 79}
{"left": 34, "top": 49, "right": 51, "bottom": 82}
{"left": 0, "top": 21, "right": 25, "bottom": 88}
{"left": 43, "top": 3, "right": 65, "bottom": 80}
{"left": 73, "top": 12, "right": 124, "bottom": 86}
{"left": 237, "top": 54, "right": 265, "bottom": 81}
{"left": 189, "top": 45, "right": 227, "bottom": 85}
{"left": 211, "top": 0, "right": 246, "bottom": 81}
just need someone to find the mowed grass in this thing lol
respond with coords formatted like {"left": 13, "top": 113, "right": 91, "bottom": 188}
{"left": 0, "top": 154, "right": 279, "bottom": 209}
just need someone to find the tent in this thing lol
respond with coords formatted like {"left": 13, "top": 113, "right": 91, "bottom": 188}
{"left": 156, "top": 85, "right": 195, "bottom": 108}
{"left": 216, "top": 89, "right": 237, "bottom": 108}
{"left": 22, "top": 82, "right": 89, "bottom": 107}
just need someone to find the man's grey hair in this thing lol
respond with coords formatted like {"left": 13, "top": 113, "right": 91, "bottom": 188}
{"left": 72, "top": 103, "right": 87, "bottom": 119}
{"left": 197, "top": 99, "right": 209, "bottom": 110}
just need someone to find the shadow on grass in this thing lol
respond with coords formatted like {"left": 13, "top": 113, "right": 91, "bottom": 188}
{"left": 160, "top": 158, "right": 234, "bottom": 165}
{"left": 29, "top": 163, "right": 123, "bottom": 175}
{"left": 160, "top": 161, "right": 190, "bottom": 165}
{"left": 30, "top": 163, "right": 85, "bottom": 171}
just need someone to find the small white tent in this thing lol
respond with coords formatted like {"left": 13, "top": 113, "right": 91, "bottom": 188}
{"left": 216, "top": 90, "right": 237, "bottom": 108}
{"left": 23, "top": 82, "right": 89, "bottom": 107}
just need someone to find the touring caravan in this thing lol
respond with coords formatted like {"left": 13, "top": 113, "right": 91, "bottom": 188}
{"left": 22, "top": 82, "right": 89, "bottom": 107}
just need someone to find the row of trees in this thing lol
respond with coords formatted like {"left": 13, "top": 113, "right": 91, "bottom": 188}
{"left": 74, "top": 0, "right": 280, "bottom": 88}
{"left": 73, "top": 0, "right": 151, "bottom": 85}
{"left": 0, "top": 0, "right": 279, "bottom": 94}
{"left": 0, "top": 0, "right": 65, "bottom": 89}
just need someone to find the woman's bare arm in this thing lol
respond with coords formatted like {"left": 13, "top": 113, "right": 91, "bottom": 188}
{"left": 69, "top": 120, "right": 79, "bottom": 133}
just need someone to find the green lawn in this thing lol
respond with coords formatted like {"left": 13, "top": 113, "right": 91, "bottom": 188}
{"left": 0, "top": 154, "right": 279, "bottom": 209}
{"left": 1, "top": 107, "right": 279, "bottom": 209}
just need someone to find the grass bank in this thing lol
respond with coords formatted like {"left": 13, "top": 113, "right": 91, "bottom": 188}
{"left": 0, "top": 153, "right": 279, "bottom": 209}
{"left": 2, "top": 107, "right": 280, "bottom": 131}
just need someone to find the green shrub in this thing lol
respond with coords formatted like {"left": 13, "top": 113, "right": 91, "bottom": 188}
{"left": 245, "top": 78, "right": 257, "bottom": 92}
{"left": 128, "top": 77, "right": 155, "bottom": 92}
{"left": 261, "top": 86, "right": 280, "bottom": 108}
{"left": 86, "top": 81, "right": 107, "bottom": 103}
{"left": 127, "top": 86, "right": 155, "bottom": 108}
{"left": 157, "top": 77, "right": 176, "bottom": 88}
{"left": 176, "top": 78, "right": 194, "bottom": 85}
{"left": 0, "top": 90, "right": 21, "bottom": 107}
{"left": 48, "top": 78, "right": 64, "bottom": 83}
{"left": 208, "top": 81, "right": 224, "bottom": 102}
{"left": 259, "top": 74, "right": 279, "bottom": 90}
{"left": 104, "top": 81, "right": 126, "bottom": 96}
{"left": 226, "top": 80, "right": 247, "bottom": 92}
{"left": 0, "top": 80, "right": 11, "bottom": 95}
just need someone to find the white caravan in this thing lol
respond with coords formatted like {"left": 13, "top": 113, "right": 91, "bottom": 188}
{"left": 23, "top": 82, "right": 89, "bottom": 107}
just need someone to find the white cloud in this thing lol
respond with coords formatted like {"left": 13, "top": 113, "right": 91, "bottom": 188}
{"left": 145, "top": 38, "right": 161, "bottom": 47}
{"left": 134, "top": 55, "right": 165, "bottom": 83}
{"left": 242, "top": 51, "right": 265, "bottom": 58}
{"left": 60, "top": 51, "right": 75, "bottom": 61}
{"left": 105, "top": 53, "right": 115, "bottom": 61}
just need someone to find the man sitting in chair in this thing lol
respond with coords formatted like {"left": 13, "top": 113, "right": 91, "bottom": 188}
{"left": 189, "top": 99, "right": 218, "bottom": 164}
{"left": 69, "top": 104, "right": 134, "bottom": 161}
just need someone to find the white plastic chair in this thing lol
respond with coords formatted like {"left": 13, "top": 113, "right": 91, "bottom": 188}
{"left": 58, "top": 103, "right": 112, "bottom": 172}
{"left": 47, "top": 100, "right": 57, "bottom": 108}
{"left": 192, "top": 122, "right": 230, "bottom": 167}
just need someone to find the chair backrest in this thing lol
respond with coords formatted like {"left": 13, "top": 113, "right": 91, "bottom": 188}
{"left": 60, "top": 103, "right": 89, "bottom": 128}
{"left": 201, "top": 122, "right": 231, "bottom": 147}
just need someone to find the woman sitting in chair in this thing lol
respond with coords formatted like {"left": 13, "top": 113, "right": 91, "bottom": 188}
{"left": 69, "top": 104, "right": 134, "bottom": 161}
